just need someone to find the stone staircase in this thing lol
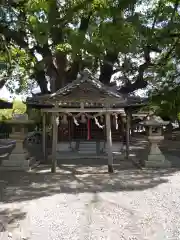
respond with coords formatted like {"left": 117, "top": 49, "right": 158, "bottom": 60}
{"left": 78, "top": 141, "right": 105, "bottom": 155}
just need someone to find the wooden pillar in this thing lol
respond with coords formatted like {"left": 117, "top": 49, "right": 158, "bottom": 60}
{"left": 105, "top": 112, "right": 114, "bottom": 173}
{"left": 125, "top": 108, "right": 130, "bottom": 159}
{"left": 42, "top": 112, "right": 46, "bottom": 162}
{"left": 51, "top": 112, "right": 58, "bottom": 173}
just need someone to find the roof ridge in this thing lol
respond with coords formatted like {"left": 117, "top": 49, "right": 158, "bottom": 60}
{"left": 50, "top": 68, "right": 123, "bottom": 99}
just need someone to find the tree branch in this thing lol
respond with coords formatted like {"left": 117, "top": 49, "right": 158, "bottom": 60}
{"left": 0, "top": 25, "right": 28, "bottom": 48}
{"left": 98, "top": 10, "right": 122, "bottom": 85}
{"left": 152, "top": 0, "right": 163, "bottom": 30}
{"left": 0, "top": 25, "right": 58, "bottom": 92}
{"left": 60, "top": 0, "right": 93, "bottom": 26}
{"left": 170, "top": 0, "right": 179, "bottom": 22}
{"left": 31, "top": 67, "right": 49, "bottom": 94}
{"left": 99, "top": 52, "right": 118, "bottom": 84}
{"left": 119, "top": 46, "right": 153, "bottom": 93}
{"left": 118, "top": 0, "right": 179, "bottom": 94}
{"left": 0, "top": 76, "right": 9, "bottom": 90}
{"left": 67, "top": 12, "right": 92, "bottom": 82}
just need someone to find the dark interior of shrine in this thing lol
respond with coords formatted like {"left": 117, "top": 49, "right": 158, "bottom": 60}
{"left": 57, "top": 115, "right": 126, "bottom": 142}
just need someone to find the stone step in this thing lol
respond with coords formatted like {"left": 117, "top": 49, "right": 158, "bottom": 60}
{"left": 79, "top": 144, "right": 97, "bottom": 148}
{"left": 79, "top": 144, "right": 97, "bottom": 147}
{"left": 80, "top": 141, "right": 97, "bottom": 144}
{"left": 0, "top": 166, "right": 29, "bottom": 171}
{"left": 78, "top": 152, "right": 97, "bottom": 155}
{"left": 79, "top": 141, "right": 97, "bottom": 153}
{"left": 79, "top": 145, "right": 96, "bottom": 148}
{"left": 79, "top": 147, "right": 97, "bottom": 150}
{"left": 2, "top": 160, "right": 30, "bottom": 167}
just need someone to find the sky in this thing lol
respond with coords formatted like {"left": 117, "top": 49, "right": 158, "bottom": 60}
{"left": 0, "top": 85, "right": 41, "bottom": 102}
{"left": 0, "top": 86, "right": 20, "bottom": 101}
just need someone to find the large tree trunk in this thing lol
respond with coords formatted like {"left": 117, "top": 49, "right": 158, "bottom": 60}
{"left": 99, "top": 52, "right": 118, "bottom": 84}
{"left": 66, "top": 13, "right": 92, "bottom": 83}
{"left": 98, "top": 9, "right": 121, "bottom": 85}
{"left": 54, "top": 52, "right": 67, "bottom": 90}
{"left": 34, "top": 69, "right": 49, "bottom": 94}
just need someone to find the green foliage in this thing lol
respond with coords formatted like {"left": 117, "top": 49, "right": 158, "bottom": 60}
{"left": 12, "top": 100, "right": 27, "bottom": 114}
{"left": 28, "top": 108, "right": 42, "bottom": 123}
{"left": 149, "top": 85, "right": 180, "bottom": 121}
{"left": 0, "top": 99, "right": 26, "bottom": 120}
{"left": 0, "top": 34, "right": 12, "bottom": 74}
{"left": 0, "top": 0, "right": 180, "bottom": 94}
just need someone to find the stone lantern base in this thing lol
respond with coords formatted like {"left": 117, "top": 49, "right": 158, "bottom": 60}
{"left": 140, "top": 114, "right": 171, "bottom": 168}
{"left": 1, "top": 125, "right": 30, "bottom": 171}
{"left": 145, "top": 139, "right": 171, "bottom": 168}
{"left": 2, "top": 141, "right": 30, "bottom": 171}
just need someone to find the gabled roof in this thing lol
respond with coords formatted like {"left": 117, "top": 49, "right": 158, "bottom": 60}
{"left": 26, "top": 69, "right": 149, "bottom": 109}
{"left": 35, "top": 69, "right": 126, "bottom": 106}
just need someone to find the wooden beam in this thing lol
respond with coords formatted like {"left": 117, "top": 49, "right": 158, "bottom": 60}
{"left": 51, "top": 113, "right": 58, "bottom": 173}
{"left": 41, "top": 108, "right": 125, "bottom": 113}
{"left": 41, "top": 108, "right": 148, "bottom": 117}
{"left": 105, "top": 112, "right": 114, "bottom": 173}
{"left": 42, "top": 112, "right": 46, "bottom": 162}
{"left": 125, "top": 109, "right": 131, "bottom": 159}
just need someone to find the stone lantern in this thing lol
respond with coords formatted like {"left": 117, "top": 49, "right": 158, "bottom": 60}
{"left": 2, "top": 113, "right": 34, "bottom": 170}
{"left": 141, "top": 114, "right": 171, "bottom": 168}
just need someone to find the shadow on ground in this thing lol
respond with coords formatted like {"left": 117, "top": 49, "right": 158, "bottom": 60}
{"left": 0, "top": 208, "right": 26, "bottom": 233}
{"left": 0, "top": 164, "right": 179, "bottom": 204}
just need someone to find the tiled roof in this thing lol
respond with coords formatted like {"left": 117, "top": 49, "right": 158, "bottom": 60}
{"left": 34, "top": 69, "right": 126, "bottom": 105}
{"left": 25, "top": 69, "right": 148, "bottom": 108}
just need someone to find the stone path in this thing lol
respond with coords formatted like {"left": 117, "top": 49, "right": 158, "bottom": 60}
{"left": 1, "top": 166, "right": 180, "bottom": 239}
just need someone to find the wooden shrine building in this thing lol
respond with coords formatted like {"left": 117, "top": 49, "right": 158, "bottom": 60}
{"left": 26, "top": 69, "right": 148, "bottom": 173}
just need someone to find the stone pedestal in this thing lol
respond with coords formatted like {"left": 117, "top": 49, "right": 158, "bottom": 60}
{"left": 1, "top": 116, "right": 34, "bottom": 171}
{"left": 140, "top": 115, "right": 171, "bottom": 168}
{"left": 1, "top": 129, "right": 30, "bottom": 170}
{"left": 145, "top": 135, "right": 171, "bottom": 168}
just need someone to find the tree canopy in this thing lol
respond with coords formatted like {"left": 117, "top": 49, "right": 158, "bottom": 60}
{"left": 0, "top": 0, "right": 180, "bottom": 94}
{"left": 149, "top": 82, "right": 180, "bottom": 122}
{"left": 0, "top": 99, "right": 26, "bottom": 120}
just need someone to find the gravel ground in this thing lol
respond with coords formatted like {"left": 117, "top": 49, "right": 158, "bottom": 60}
{"left": 1, "top": 166, "right": 180, "bottom": 240}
